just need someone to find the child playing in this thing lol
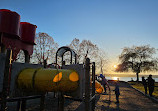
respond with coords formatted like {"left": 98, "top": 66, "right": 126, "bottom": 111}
{"left": 113, "top": 82, "right": 120, "bottom": 103}
{"left": 99, "top": 74, "right": 110, "bottom": 94}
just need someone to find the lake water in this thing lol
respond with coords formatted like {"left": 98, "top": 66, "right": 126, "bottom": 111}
{"left": 106, "top": 76, "right": 158, "bottom": 82}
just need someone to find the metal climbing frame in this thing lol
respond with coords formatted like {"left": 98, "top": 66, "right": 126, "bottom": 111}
{"left": 56, "top": 46, "right": 77, "bottom": 65}
{"left": 53, "top": 57, "right": 96, "bottom": 111}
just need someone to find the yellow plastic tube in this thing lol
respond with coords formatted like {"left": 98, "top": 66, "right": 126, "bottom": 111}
{"left": 90, "top": 81, "right": 104, "bottom": 94}
{"left": 17, "top": 68, "right": 79, "bottom": 92}
{"left": 95, "top": 81, "right": 104, "bottom": 93}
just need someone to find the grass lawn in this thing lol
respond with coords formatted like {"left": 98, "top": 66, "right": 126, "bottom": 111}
{"left": 128, "top": 81, "right": 158, "bottom": 99}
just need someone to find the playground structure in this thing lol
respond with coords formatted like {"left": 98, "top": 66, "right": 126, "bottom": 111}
{"left": 0, "top": 9, "right": 105, "bottom": 111}
{"left": 17, "top": 68, "right": 79, "bottom": 92}
{"left": 0, "top": 9, "right": 36, "bottom": 63}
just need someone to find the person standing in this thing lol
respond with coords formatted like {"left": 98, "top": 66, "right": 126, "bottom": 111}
{"left": 142, "top": 76, "right": 147, "bottom": 94}
{"left": 113, "top": 82, "right": 120, "bottom": 103}
{"left": 147, "top": 75, "right": 155, "bottom": 97}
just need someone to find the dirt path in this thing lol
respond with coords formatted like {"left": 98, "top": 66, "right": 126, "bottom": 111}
{"left": 95, "top": 81, "right": 158, "bottom": 111}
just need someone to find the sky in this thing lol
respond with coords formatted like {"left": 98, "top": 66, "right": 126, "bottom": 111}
{"left": 1, "top": 0, "right": 158, "bottom": 74}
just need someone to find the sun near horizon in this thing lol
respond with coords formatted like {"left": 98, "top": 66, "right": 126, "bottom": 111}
{"left": 114, "top": 65, "right": 117, "bottom": 69}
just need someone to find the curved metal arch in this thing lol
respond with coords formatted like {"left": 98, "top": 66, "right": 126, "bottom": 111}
{"left": 56, "top": 46, "right": 77, "bottom": 65}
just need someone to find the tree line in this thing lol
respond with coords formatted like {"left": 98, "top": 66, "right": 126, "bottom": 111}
{"left": 16, "top": 32, "right": 107, "bottom": 74}
{"left": 16, "top": 32, "right": 158, "bottom": 80}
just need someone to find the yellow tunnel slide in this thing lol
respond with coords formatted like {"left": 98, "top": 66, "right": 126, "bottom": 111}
{"left": 90, "top": 81, "right": 104, "bottom": 94}
{"left": 95, "top": 81, "right": 104, "bottom": 94}
{"left": 17, "top": 68, "right": 79, "bottom": 92}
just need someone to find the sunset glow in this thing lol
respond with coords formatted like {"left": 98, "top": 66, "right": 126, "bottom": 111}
{"left": 114, "top": 65, "right": 117, "bottom": 68}
{"left": 112, "top": 77, "right": 119, "bottom": 81}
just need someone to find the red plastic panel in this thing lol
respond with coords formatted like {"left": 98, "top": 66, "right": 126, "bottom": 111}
{"left": 2, "top": 36, "right": 34, "bottom": 61}
{"left": 0, "top": 9, "right": 20, "bottom": 36}
{"left": 20, "top": 22, "right": 37, "bottom": 44}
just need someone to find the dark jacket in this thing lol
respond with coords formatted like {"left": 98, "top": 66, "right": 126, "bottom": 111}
{"left": 114, "top": 85, "right": 120, "bottom": 95}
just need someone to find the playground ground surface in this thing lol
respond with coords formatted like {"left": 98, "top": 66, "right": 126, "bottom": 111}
{"left": 94, "top": 81, "right": 158, "bottom": 111}
{"left": 7, "top": 81, "right": 158, "bottom": 111}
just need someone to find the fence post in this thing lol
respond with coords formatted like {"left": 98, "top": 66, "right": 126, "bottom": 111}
{"left": 85, "top": 58, "right": 90, "bottom": 111}
{"left": 1, "top": 49, "right": 12, "bottom": 111}
{"left": 92, "top": 62, "right": 95, "bottom": 111}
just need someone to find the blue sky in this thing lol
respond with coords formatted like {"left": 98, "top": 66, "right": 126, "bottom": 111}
{"left": 1, "top": 0, "right": 158, "bottom": 72}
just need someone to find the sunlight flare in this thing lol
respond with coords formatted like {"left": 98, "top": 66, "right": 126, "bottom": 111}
{"left": 114, "top": 65, "right": 117, "bottom": 68}
{"left": 112, "top": 77, "right": 119, "bottom": 81}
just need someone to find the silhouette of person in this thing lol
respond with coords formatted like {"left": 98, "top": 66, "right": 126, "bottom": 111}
{"left": 142, "top": 76, "right": 147, "bottom": 94}
{"left": 99, "top": 74, "right": 110, "bottom": 94}
{"left": 113, "top": 82, "right": 120, "bottom": 103}
{"left": 147, "top": 75, "right": 155, "bottom": 97}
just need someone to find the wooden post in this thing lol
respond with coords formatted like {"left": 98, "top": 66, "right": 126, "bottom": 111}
{"left": 21, "top": 99, "right": 26, "bottom": 111}
{"left": 62, "top": 61, "right": 65, "bottom": 66}
{"left": 62, "top": 55, "right": 64, "bottom": 65}
{"left": 0, "top": 33, "right": 2, "bottom": 43}
{"left": 43, "top": 60, "right": 47, "bottom": 68}
{"left": 75, "top": 54, "right": 77, "bottom": 64}
{"left": 0, "top": 33, "right": 2, "bottom": 52}
{"left": 1, "top": 49, "right": 12, "bottom": 111}
{"left": 18, "top": 50, "right": 30, "bottom": 111}
{"left": 1, "top": 44, "right": 6, "bottom": 53}
{"left": 58, "top": 57, "right": 64, "bottom": 111}
{"left": 70, "top": 51, "right": 72, "bottom": 64}
{"left": 16, "top": 101, "right": 21, "bottom": 111}
{"left": 56, "top": 54, "right": 58, "bottom": 65}
{"left": 85, "top": 58, "right": 90, "bottom": 111}
{"left": 92, "top": 62, "right": 95, "bottom": 111}
{"left": 58, "top": 92, "right": 64, "bottom": 111}
{"left": 0, "top": 33, "right": 6, "bottom": 53}
{"left": 25, "top": 53, "right": 30, "bottom": 63}
{"left": 40, "top": 95, "right": 45, "bottom": 111}
{"left": 40, "top": 59, "right": 47, "bottom": 111}
{"left": 24, "top": 50, "right": 30, "bottom": 63}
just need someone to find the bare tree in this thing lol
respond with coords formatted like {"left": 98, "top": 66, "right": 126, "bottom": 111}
{"left": 15, "top": 50, "right": 25, "bottom": 63}
{"left": 69, "top": 38, "right": 81, "bottom": 63}
{"left": 69, "top": 38, "right": 99, "bottom": 64}
{"left": 115, "top": 45, "right": 158, "bottom": 81}
{"left": 69, "top": 38, "right": 108, "bottom": 73}
{"left": 79, "top": 39, "right": 99, "bottom": 63}
{"left": 30, "top": 32, "right": 58, "bottom": 64}
{"left": 96, "top": 49, "right": 108, "bottom": 74}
